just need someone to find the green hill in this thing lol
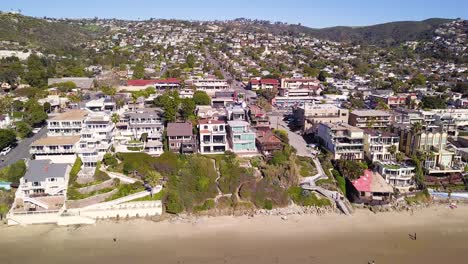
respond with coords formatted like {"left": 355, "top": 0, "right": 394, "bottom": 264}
{"left": 0, "top": 13, "right": 103, "bottom": 52}
{"left": 304, "top": 18, "right": 454, "bottom": 45}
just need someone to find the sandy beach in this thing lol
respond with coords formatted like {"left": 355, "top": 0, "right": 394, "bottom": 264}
{"left": 1, "top": 204, "right": 468, "bottom": 264}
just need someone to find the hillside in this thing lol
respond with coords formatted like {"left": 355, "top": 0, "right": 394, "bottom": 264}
{"left": 224, "top": 18, "right": 455, "bottom": 46}
{"left": 0, "top": 13, "right": 103, "bottom": 52}
{"left": 305, "top": 18, "right": 455, "bottom": 45}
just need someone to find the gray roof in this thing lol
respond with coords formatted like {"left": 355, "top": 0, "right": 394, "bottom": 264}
{"left": 167, "top": 122, "right": 193, "bottom": 136}
{"left": 24, "top": 160, "right": 68, "bottom": 182}
{"left": 48, "top": 77, "right": 94, "bottom": 89}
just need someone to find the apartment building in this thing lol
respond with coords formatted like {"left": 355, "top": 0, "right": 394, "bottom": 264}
{"left": 124, "top": 78, "right": 180, "bottom": 91}
{"left": 47, "top": 110, "right": 87, "bottom": 136}
{"left": 363, "top": 129, "right": 400, "bottom": 163}
{"left": 349, "top": 110, "right": 392, "bottom": 129}
{"left": 188, "top": 78, "right": 229, "bottom": 96}
{"left": 227, "top": 120, "right": 257, "bottom": 154}
{"left": 30, "top": 136, "right": 80, "bottom": 164}
{"left": 293, "top": 103, "right": 349, "bottom": 134}
{"left": 369, "top": 93, "right": 416, "bottom": 108}
{"left": 393, "top": 124, "right": 462, "bottom": 175}
{"left": 77, "top": 112, "right": 115, "bottom": 168}
{"left": 375, "top": 161, "right": 415, "bottom": 192}
{"left": 317, "top": 123, "right": 364, "bottom": 160}
{"left": 279, "top": 78, "right": 322, "bottom": 97}
{"left": 167, "top": 122, "right": 197, "bottom": 154}
{"left": 198, "top": 119, "right": 228, "bottom": 154}
{"left": 249, "top": 78, "right": 279, "bottom": 91}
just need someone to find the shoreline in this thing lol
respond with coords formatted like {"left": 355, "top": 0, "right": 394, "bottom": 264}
{"left": 1, "top": 203, "right": 468, "bottom": 263}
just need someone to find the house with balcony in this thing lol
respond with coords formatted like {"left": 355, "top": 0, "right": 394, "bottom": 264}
{"left": 227, "top": 120, "right": 257, "bottom": 154}
{"left": 10, "top": 159, "right": 70, "bottom": 215}
{"left": 316, "top": 123, "right": 364, "bottom": 160}
{"left": 375, "top": 161, "right": 415, "bottom": 192}
{"left": 85, "top": 97, "right": 116, "bottom": 112}
{"left": 293, "top": 103, "right": 349, "bottom": 134}
{"left": 363, "top": 129, "right": 400, "bottom": 163}
{"left": 255, "top": 129, "right": 283, "bottom": 155}
{"left": 198, "top": 119, "right": 228, "bottom": 154}
{"left": 167, "top": 122, "right": 197, "bottom": 154}
{"left": 77, "top": 112, "right": 115, "bottom": 168}
{"left": 30, "top": 136, "right": 80, "bottom": 164}
{"left": 348, "top": 169, "right": 394, "bottom": 205}
{"left": 47, "top": 110, "right": 87, "bottom": 136}
{"left": 349, "top": 110, "right": 392, "bottom": 129}
{"left": 226, "top": 104, "right": 247, "bottom": 121}
{"left": 125, "top": 108, "right": 164, "bottom": 155}
{"left": 248, "top": 105, "right": 269, "bottom": 128}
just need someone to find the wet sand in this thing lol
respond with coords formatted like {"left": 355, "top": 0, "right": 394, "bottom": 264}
{"left": 1, "top": 204, "right": 468, "bottom": 264}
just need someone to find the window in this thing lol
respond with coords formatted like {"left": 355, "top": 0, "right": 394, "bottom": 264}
{"left": 204, "top": 125, "right": 208, "bottom": 129}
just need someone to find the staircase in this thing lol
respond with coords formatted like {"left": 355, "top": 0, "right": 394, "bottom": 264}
{"left": 23, "top": 196, "right": 49, "bottom": 210}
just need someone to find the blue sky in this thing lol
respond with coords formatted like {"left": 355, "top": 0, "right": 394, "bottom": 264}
{"left": 1, "top": 0, "right": 466, "bottom": 28}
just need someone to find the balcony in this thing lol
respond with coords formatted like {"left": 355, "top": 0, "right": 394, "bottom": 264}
{"left": 30, "top": 148, "right": 75, "bottom": 154}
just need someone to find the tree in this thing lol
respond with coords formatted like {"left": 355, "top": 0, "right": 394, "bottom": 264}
{"left": 421, "top": 96, "right": 447, "bottom": 109}
{"left": 409, "top": 73, "right": 427, "bottom": 87}
{"left": 214, "top": 69, "right": 224, "bottom": 79}
{"left": 24, "top": 100, "right": 48, "bottom": 126}
{"left": 186, "top": 54, "right": 196, "bottom": 68}
{"left": 132, "top": 61, "right": 145, "bottom": 79}
{"left": 376, "top": 100, "right": 390, "bottom": 110}
{"left": 15, "top": 121, "right": 32, "bottom": 138}
{"left": 43, "top": 102, "right": 52, "bottom": 113}
{"left": 0, "top": 129, "right": 16, "bottom": 150}
{"left": 111, "top": 113, "right": 120, "bottom": 124}
{"left": 101, "top": 86, "right": 116, "bottom": 96}
{"left": 24, "top": 54, "right": 48, "bottom": 88}
{"left": 318, "top": 71, "right": 330, "bottom": 82}
{"left": 336, "top": 160, "right": 367, "bottom": 180}
{"left": 192, "top": 91, "right": 211, "bottom": 105}
{"left": 388, "top": 145, "right": 397, "bottom": 156}
{"left": 54, "top": 81, "right": 77, "bottom": 93}
{"left": 396, "top": 152, "right": 405, "bottom": 163}
{"left": 180, "top": 98, "right": 196, "bottom": 120}
{"left": 410, "top": 122, "right": 423, "bottom": 134}
{"left": 273, "top": 129, "right": 289, "bottom": 144}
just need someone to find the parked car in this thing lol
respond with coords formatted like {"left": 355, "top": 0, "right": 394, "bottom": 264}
{"left": 32, "top": 127, "right": 41, "bottom": 134}
{"left": 0, "top": 146, "right": 12, "bottom": 156}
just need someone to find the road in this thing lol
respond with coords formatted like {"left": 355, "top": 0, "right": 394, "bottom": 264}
{"left": 269, "top": 115, "right": 311, "bottom": 157}
{"left": 0, "top": 127, "right": 47, "bottom": 169}
{"left": 204, "top": 48, "right": 257, "bottom": 101}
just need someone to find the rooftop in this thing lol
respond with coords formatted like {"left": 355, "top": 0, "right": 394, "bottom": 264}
{"left": 351, "top": 170, "right": 393, "bottom": 193}
{"left": 167, "top": 122, "right": 193, "bottom": 136}
{"left": 351, "top": 109, "right": 391, "bottom": 117}
{"left": 49, "top": 110, "right": 87, "bottom": 121}
{"left": 31, "top": 136, "right": 80, "bottom": 146}
{"left": 24, "top": 160, "right": 69, "bottom": 182}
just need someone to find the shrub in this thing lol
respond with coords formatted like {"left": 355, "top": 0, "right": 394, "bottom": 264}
{"left": 264, "top": 199, "right": 273, "bottom": 210}
{"left": 0, "top": 160, "right": 26, "bottom": 183}
{"left": 288, "top": 186, "right": 331, "bottom": 207}
{"left": 103, "top": 153, "right": 118, "bottom": 167}
{"left": 194, "top": 199, "right": 215, "bottom": 212}
{"left": 332, "top": 169, "right": 346, "bottom": 196}
{"left": 165, "top": 190, "right": 184, "bottom": 214}
{"left": 68, "top": 157, "right": 82, "bottom": 186}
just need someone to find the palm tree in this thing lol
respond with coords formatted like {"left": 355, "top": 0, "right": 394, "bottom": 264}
{"left": 111, "top": 113, "right": 120, "bottom": 124}
{"left": 410, "top": 122, "right": 423, "bottom": 134}
{"left": 388, "top": 145, "right": 397, "bottom": 159}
